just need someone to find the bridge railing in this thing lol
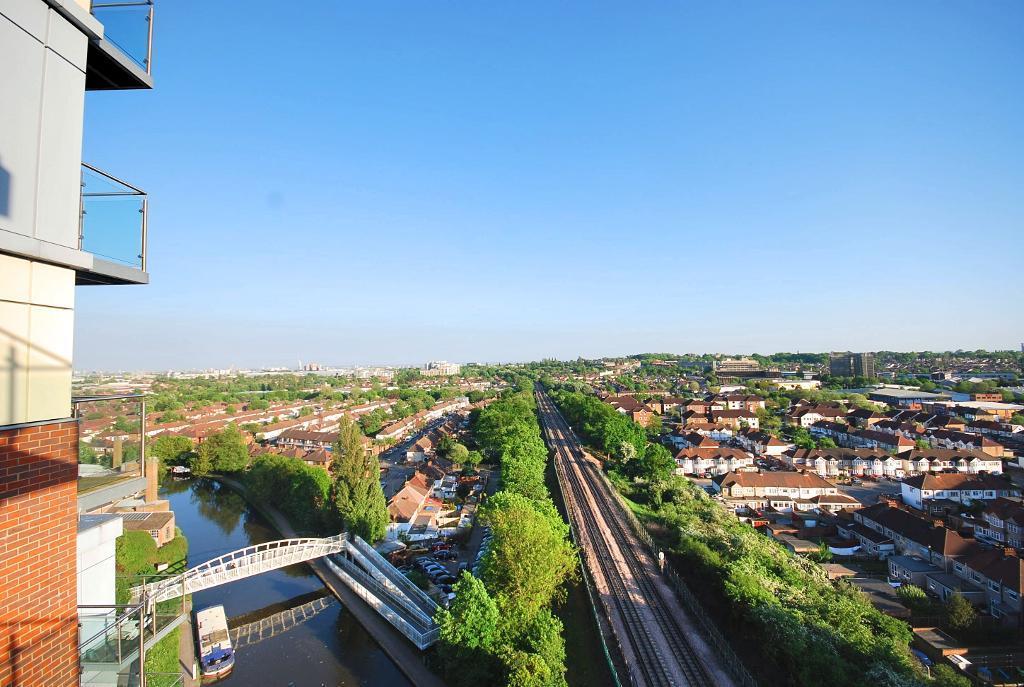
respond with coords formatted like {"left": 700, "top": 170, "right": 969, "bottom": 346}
{"left": 348, "top": 536, "right": 439, "bottom": 621}
{"left": 326, "top": 554, "right": 439, "bottom": 649}
{"left": 133, "top": 535, "right": 348, "bottom": 604}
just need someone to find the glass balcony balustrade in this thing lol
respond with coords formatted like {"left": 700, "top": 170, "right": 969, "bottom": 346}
{"left": 80, "top": 163, "right": 148, "bottom": 272}
{"left": 90, "top": 1, "right": 154, "bottom": 74}
{"left": 74, "top": 394, "right": 148, "bottom": 507}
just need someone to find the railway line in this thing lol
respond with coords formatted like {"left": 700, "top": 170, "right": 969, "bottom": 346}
{"left": 535, "top": 389, "right": 730, "bottom": 687}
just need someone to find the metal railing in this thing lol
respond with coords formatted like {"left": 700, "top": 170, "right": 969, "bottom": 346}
{"left": 607, "top": 478, "right": 760, "bottom": 687}
{"left": 73, "top": 393, "right": 148, "bottom": 496}
{"left": 91, "top": 1, "right": 154, "bottom": 73}
{"left": 80, "top": 163, "right": 148, "bottom": 271}
{"left": 78, "top": 602, "right": 183, "bottom": 667}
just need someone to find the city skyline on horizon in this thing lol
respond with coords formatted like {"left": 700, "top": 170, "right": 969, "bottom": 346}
{"left": 71, "top": 343, "right": 1024, "bottom": 375}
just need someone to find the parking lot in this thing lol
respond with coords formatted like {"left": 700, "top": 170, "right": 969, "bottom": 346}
{"left": 397, "top": 465, "right": 500, "bottom": 605}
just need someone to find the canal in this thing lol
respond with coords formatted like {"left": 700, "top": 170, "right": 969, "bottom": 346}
{"left": 162, "top": 478, "right": 411, "bottom": 687}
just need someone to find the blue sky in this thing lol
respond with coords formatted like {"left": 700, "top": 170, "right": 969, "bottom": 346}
{"left": 75, "top": 1, "right": 1024, "bottom": 370}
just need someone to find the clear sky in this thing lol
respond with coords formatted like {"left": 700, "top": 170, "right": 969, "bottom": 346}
{"left": 75, "top": 1, "right": 1024, "bottom": 371}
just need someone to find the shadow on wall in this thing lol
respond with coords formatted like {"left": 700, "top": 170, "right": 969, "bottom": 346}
{"left": 2, "top": 326, "right": 73, "bottom": 427}
{"left": 0, "top": 155, "right": 10, "bottom": 217}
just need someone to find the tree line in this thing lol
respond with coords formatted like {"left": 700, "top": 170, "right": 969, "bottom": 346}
{"left": 152, "top": 419, "right": 388, "bottom": 541}
{"left": 435, "top": 390, "right": 577, "bottom": 687}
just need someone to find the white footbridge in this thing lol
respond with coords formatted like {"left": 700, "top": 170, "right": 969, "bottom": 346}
{"left": 130, "top": 533, "right": 440, "bottom": 649}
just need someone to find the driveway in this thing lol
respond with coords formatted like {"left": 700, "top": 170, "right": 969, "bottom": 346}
{"left": 837, "top": 479, "right": 901, "bottom": 505}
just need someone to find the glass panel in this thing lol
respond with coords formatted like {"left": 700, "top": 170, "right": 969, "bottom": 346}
{"left": 78, "top": 605, "right": 141, "bottom": 665}
{"left": 74, "top": 395, "right": 146, "bottom": 494}
{"left": 91, "top": 2, "right": 152, "bottom": 71}
{"left": 80, "top": 164, "right": 145, "bottom": 269}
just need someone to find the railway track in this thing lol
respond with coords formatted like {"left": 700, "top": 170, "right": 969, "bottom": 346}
{"left": 535, "top": 389, "right": 721, "bottom": 687}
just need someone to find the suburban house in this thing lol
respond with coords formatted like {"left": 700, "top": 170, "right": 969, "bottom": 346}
{"left": 888, "top": 555, "right": 943, "bottom": 587}
{"left": 900, "top": 473, "right": 1020, "bottom": 511}
{"left": 971, "top": 498, "right": 1024, "bottom": 549}
{"left": 840, "top": 503, "right": 976, "bottom": 567}
{"left": 735, "top": 429, "right": 791, "bottom": 457}
{"left": 785, "top": 447, "right": 903, "bottom": 478}
{"left": 709, "top": 409, "right": 759, "bottom": 430}
{"left": 675, "top": 447, "right": 755, "bottom": 477}
{"left": 786, "top": 403, "right": 846, "bottom": 427}
{"left": 275, "top": 428, "right": 338, "bottom": 451}
{"left": 386, "top": 473, "right": 439, "bottom": 539}
{"left": 406, "top": 433, "right": 438, "bottom": 462}
{"left": 923, "top": 430, "right": 1006, "bottom": 457}
{"left": 949, "top": 548, "right": 1023, "bottom": 623}
{"left": 847, "top": 408, "right": 888, "bottom": 428}
{"left": 715, "top": 394, "right": 766, "bottom": 413}
{"left": 898, "top": 448, "right": 1004, "bottom": 476}
{"left": 711, "top": 471, "right": 858, "bottom": 513}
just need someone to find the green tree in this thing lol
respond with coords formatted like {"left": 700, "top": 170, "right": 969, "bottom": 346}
{"left": 817, "top": 437, "right": 838, "bottom": 449}
{"left": 188, "top": 449, "right": 212, "bottom": 477}
{"left": 462, "top": 450, "right": 484, "bottom": 471}
{"left": 480, "top": 492, "right": 576, "bottom": 623}
{"left": 944, "top": 593, "right": 976, "bottom": 634}
{"left": 79, "top": 441, "right": 99, "bottom": 464}
{"left": 449, "top": 443, "right": 470, "bottom": 465}
{"left": 435, "top": 574, "right": 504, "bottom": 686}
{"left": 438, "top": 434, "right": 457, "bottom": 456}
{"left": 331, "top": 418, "right": 388, "bottom": 542}
{"left": 1011, "top": 413, "right": 1024, "bottom": 425}
{"left": 645, "top": 413, "right": 663, "bottom": 437}
{"left": 636, "top": 442, "right": 676, "bottom": 482}
{"left": 151, "top": 435, "right": 194, "bottom": 467}
{"left": 438, "top": 573, "right": 500, "bottom": 651}
{"left": 198, "top": 423, "right": 249, "bottom": 473}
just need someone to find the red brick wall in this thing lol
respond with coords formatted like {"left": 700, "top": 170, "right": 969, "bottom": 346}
{"left": 0, "top": 420, "right": 79, "bottom": 687}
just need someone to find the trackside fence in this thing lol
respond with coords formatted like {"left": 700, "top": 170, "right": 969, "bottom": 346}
{"left": 547, "top": 435, "right": 626, "bottom": 687}
{"left": 605, "top": 479, "right": 759, "bottom": 687}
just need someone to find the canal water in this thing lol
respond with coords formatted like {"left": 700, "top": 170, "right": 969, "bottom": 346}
{"left": 162, "top": 478, "right": 411, "bottom": 687}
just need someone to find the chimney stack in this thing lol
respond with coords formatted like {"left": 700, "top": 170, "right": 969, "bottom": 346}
{"left": 145, "top": 456, "right": 159, "bottom": 503}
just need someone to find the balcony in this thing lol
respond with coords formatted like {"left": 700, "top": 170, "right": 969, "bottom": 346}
{"left": 77, "top": 163, "right": 149, "bottom": 285}
{"left": 79, "top": 602, "right": 186, "bottom": 686}
{"left": 74, "top": 393, "right": 149, "bottom": 512}
{"left": 86, "top": 1, "right": 155, "bottom": 91}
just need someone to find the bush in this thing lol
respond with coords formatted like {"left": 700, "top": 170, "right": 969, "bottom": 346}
{"left": 896, "top": 584, "right": 935, "bottom": 615}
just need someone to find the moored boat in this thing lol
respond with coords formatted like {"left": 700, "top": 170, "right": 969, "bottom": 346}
{"left": 194, "top": 605, "right": 235, "bottom": 680}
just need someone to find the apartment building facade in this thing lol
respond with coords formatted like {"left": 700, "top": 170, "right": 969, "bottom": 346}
{"left": 1, "top": 1, "right": 155, "bottom": 684}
